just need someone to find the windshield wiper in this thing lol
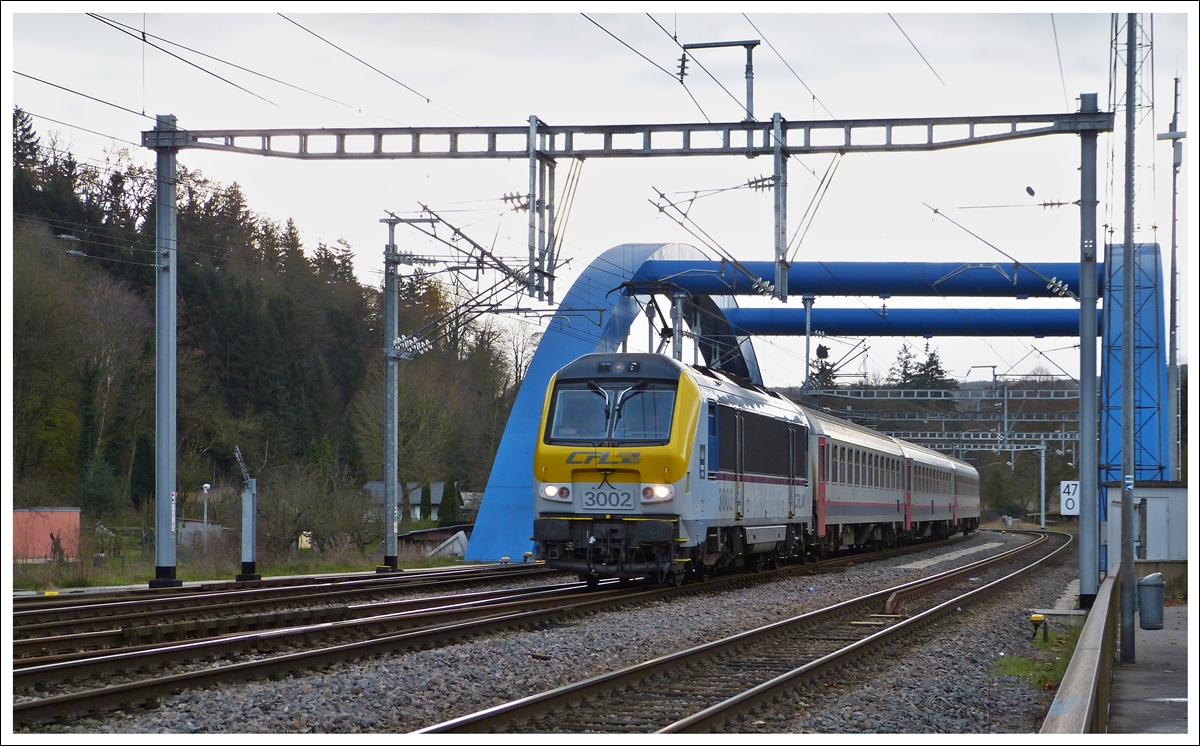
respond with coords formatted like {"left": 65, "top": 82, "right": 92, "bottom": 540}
{"left": 586, "top": 380, "right": 611, "bottom": 447}
{"left": 613, "top": 382, "right": 649, "bottom": 421}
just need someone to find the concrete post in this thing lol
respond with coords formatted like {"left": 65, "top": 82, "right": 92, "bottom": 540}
{"left": 237, "top": 478, "right": 259, "bottom": 581}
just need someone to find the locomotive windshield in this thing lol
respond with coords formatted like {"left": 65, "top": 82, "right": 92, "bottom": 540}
{"left": 547, "top": 381, "right": 676, "bottom": 445}
{"left": 549, "top": 388, "right": 610, "bottom": 441}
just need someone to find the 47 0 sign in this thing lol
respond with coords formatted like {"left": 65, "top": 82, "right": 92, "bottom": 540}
{"left": 1060, "top": 481, "right": 1080, "bottom": 516}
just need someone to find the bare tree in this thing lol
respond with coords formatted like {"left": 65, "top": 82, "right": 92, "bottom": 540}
{"left": 504, "top": 323, "right": 542, "bottom": 391}
{"left": 351, "top": 357, "right": 459, "bottom": 531}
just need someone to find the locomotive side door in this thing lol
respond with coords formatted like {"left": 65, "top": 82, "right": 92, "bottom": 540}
{"left": 903, "top": 458, "right": 913, "bottom": 531}
{"left": 816, "top": 437, "right": 827, "bottom": 537}
{"left": 735, "top": 412, "right": 745, "bottom": 520}
{"left": 788, "top": 428, "right": 796, "bottom": 519}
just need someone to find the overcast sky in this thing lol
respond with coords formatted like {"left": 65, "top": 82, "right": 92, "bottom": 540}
{"left": 5, "top": 5, "right": 1195, "bottom": 389}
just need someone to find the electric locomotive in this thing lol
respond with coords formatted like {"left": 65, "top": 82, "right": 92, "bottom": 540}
{"left": 531, "top": 352, "right": 979, "bottom": 585}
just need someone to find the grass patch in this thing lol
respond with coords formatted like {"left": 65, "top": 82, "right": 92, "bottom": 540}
{"left": 1165, "top": 568, "right": 1187, "bottom": 602}
{"left": 14, "top": 532, "right": 475, "bottom": 592}
{"left": 996, "top": 625, "right": 1082, "bottom": 690}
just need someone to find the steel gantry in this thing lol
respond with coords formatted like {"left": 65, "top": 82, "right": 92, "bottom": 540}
{"left": 145, "top": 107, "right": 1113, "bottom": 305}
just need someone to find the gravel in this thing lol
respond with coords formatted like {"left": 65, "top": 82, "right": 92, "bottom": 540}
{"left": 26, "top": 530, "right": 1077, "bottom": 734}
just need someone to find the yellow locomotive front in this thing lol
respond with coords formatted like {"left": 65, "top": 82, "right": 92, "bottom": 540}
{"left": 532, "top": 353, "right": 700, "bottom": 585}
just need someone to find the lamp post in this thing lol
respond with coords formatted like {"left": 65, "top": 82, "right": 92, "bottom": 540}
{"left": 202, "top": 483, "right": 211, "bottom": 542}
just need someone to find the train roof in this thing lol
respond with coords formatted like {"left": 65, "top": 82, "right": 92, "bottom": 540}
{"left": 896, "top": 440, "right": 979, "bottom": 475}
{"left": 800, "top": 405, "right": 905, "bottom": 456}
{"left": 801, "top": 404, "right": 977, "bottom": 475}
{"left": 553, "top": 352, "right": 687, "bottom": 382}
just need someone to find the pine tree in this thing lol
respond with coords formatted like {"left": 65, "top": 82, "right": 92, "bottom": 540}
{"left": 887, "top": 344, "right": 918, "bottom": 387}
{"left": 913, "top": 347, "right": 957, "bottom": 389}
{"left": 439, "top": 480, "right": 460, "bottom": 525}
{"left": 13, "top": 106, "right": 41, "bottom": 168}
{"left": 419, "top": 482, "right": 432, "bottom": 521}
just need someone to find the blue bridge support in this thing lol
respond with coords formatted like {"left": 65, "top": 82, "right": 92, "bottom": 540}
{"left": 1101, "top": 243, "right": 1171, "bottom": 483}
{"left": 464, "top": 243, "right": 759, "bottom": 562}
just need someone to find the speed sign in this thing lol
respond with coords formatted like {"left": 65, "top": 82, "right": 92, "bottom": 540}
{"left": 1060, "top": 481, "right": 1080, "bottom": 515}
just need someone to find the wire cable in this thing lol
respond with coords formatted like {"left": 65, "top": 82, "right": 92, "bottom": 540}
{"left": 87, "top": 14, "right": 278, "bottom": 107}
{"left": 23, "top": 110, "right": 141, "bottom": 147}
{"left": 1050, "top": 14, "right": 1070, "bottom": 111}
{"left": 741, "top": 13, "right": 837, "bottom": 120}
{"left": 89, "top": 13, "right": 406, "bottom": 124}
{"left": 888, "top": 14, "right": 951, "bottom": 93}
{"left": 581, "top": 13, "right": 710, "bottom": 123}
{"left": 645, "top": 13, "right": 747, "bottom": 120}
{"left": 15, "top": 71, "right": 158, "bottom": 121}
{"left": 278, "top": 13, "right": 470, "bottom": 125}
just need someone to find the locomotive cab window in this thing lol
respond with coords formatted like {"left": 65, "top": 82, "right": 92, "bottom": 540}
{"left": 545, "top": 380, "right": 676, "bottom": 445}
{"left": 611, "top": 387, "right": 675, "bottom": 443}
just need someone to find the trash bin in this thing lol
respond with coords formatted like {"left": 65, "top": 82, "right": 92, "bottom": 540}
{"left": 1136, "top": 572, "right": 1166, "bottom": 630}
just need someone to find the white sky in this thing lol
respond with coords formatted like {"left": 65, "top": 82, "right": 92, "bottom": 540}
{"left": 4, "top": 4, "right": 1196, "bottom": 389}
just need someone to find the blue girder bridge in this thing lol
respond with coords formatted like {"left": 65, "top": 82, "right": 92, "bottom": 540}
{"left": 464, "top": 245, "right": 1169, "bottom": 561}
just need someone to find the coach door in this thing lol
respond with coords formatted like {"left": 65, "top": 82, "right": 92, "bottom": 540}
{"left": 816, "top": 437, "right": 827, "bottom": 537}
{"left": 903, "top": 458, "right": 913, "bottom": 531}
{"left": 952, "top": 471, "right": 959, "bottom": 523}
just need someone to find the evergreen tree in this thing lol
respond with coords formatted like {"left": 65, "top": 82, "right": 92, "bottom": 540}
{"left": 887, "top": 344, "right": 918, "bottom": 387}
{"left": 78, "top": 459, "right": 120, "bottom": 519}
{"left": 129, "top": 432, "right": 155, "bottom": 511}
{"left": 439, "top": 480, "right": 460, "bottom": 525}
{"left": 420, "top": 481, "right": 432, "bottom": 521}
{"left": 913, "top": 347, "right": 957, "bottom": 389}
{"left": 13, "top": 106, "right": 41, "bottom": 168}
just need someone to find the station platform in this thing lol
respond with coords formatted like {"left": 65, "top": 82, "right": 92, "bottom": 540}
{"left": 1107, "top": 603, "right": 1190, "bottom": 734}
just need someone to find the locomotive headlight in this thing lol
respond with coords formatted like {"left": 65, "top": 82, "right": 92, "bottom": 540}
{"left": 540, "top": 483, "right": 571, "bottom": 500}
{"left": 640, "top": 484, "right": 675, "bottom": 502}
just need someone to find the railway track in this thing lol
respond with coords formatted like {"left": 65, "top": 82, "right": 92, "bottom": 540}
{"left": 417, "top": 530, "right": 1069, "bottom": 734}
{"left": 12, "top": 563, "right": 550, "bottom": 629}
{"left": 11, "top": 534, "right": 981, "bottom": 730}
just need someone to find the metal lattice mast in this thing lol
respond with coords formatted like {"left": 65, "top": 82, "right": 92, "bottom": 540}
{"left": 1120, "top": 12, "right": 1137, "bottom": 664}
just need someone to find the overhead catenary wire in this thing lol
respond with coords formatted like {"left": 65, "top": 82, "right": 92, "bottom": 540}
{"left": 23, "top": 110, "right": 142, "bottom": 147}
{"left": 888, "top": 14, "right": 950, "bottom": 93}
{"left": 580, "top": 13, "right": 711, "bottom": 123}
{"left": 645, "top": 13, "right": 820, "bottom": 180}
{"left": 89, "top": 13, "right": 407, "bottom": 126}
{"left": 1050, "top": 14, "right": 1071, "bottom": 112}
{"left": 87, "top": 13, "right": 278, "bottom": 107}
{"left": 786, "top": 153, "right": 842, "bottom": 262}
{"left": 277, "top": 13, "right": 471, "bottom": 125}
{"left": 645, "top": 13, "right": 747, "bottom": 120}
{"left": 15, "top": 71, "right": 159, "bottom": 122}
{"left": 741, "top": 13, "right": 837, "bottom": 120}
